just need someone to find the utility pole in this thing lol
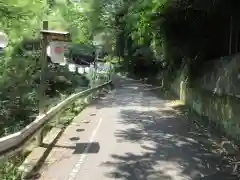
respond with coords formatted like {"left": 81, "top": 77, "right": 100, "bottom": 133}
{"left": 39, "top": 21, "right": 49, "bottom": 115}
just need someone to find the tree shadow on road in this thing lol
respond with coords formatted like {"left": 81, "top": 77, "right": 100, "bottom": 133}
{"left": 96, "top": 79, "right": 173, "bottom": 110}
{"left": 101, "top": 105, "right": 239, "bottom": 179}
{"left": 94, "top": 76, "right": 239, "bottom": 179}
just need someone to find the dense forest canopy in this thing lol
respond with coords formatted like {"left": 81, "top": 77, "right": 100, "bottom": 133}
{"left": 86, "top": 0, "right": 240, "bottom": 79}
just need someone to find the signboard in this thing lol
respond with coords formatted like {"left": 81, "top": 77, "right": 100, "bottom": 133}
{"left": 41, "top": 30, "right": 71, "bottom": 42}
{"left": 41, "top": 30, "right": 71, "bottom": 64}
{"left": 0, "top": 32, "right": 8, "bottom": 48}
{"left": 48, "top": 41, "right": 67, "bottom": 64}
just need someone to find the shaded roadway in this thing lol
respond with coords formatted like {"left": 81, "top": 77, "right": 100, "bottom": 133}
{"left": 37, "top": 76, "right": 238, "bottom": 180}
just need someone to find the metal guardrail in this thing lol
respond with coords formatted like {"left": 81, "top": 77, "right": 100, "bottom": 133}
{"left": 0, "top": 81, "right": 112, "bottom": 160}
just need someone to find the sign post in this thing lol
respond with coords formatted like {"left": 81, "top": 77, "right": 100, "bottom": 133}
{"left": 39, "top": 25, "right": 71, "bottom": 115}
{"left": 38, "top": 21, "right": 49, "bottom": 115}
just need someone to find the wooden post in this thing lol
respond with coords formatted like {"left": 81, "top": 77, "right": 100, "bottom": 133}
{"left": 36, "top": 21, "right": 48, "bottom": 145}
{"left": 39, "top": 21, "right": 49, "bottom": 115}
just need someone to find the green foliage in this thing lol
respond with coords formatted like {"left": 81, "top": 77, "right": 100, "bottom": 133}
{"left": 0, "top": 0, "right": 114, "bottom": 135}
{"left": 0, "top": 0, "right": 46, "bottom": 56}
{"left": 0, "top": 0, "right": 95, "bottom": 137}
{"left": 0, "top": 154, "right": 24, "bottom": 180}
{"left": 103, "top": 55, "right": 124, "bottom": 73}
{"left": 58, "top": 2, "right": 92, "bottom": 44}
{"left": 88, "top": 0, "right": 240, "bottom": 81}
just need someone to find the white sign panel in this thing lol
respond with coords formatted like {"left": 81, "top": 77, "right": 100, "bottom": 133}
{"left": 49, "top": 41, "right": 66, "bottom": 64}
{"left": 77, "top": 67, "right": 84, "bottom": 74}
{"left": 68, "top": 63, "right": 76, "bottom": 72}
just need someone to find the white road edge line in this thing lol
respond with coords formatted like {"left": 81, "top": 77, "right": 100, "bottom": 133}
{"left": 67, "top": 118, "right": 103, "bottom": 180}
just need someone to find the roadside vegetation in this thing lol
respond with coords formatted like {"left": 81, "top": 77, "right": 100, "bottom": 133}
{"left": 0, "top": 0, "right": 95, "bottom": 137}
{"left": 1, "top": 0, "right": 240, "bottom": 179}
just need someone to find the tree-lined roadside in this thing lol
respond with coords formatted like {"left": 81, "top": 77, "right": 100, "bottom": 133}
{"left": 2, "top": 0, "right": 240, "bottom": 179}
{"left": 0, "top": 0, "right": 96, "bottom": 137}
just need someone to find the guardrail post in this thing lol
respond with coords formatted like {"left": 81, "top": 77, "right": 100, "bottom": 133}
{"left": 94, "top": 89, "right": 99, "bottom": 99}
{"left": 84, "top": 96, "right": 89, "bottom": 104}
{"left": 54, "top": 109, "right": 64, "bottom": 128}
{"left": 88, "top": 94, "right": 92, "bottom": 102}
{"left": 93, "top": 90, "right": 98, "bottom": 100}
{"left": 35, "top": 128, "right": 43, "bottom": 146}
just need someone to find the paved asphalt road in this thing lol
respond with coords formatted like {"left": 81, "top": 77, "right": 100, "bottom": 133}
{"left": 37, "top": 76, "right": 237, "bottom": 180}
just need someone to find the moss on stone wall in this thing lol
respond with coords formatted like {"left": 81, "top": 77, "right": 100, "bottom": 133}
{"left": 170, "top": 68, "right": 240, "bottom": 140}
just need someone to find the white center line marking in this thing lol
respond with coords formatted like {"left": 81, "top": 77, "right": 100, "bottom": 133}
{"left": 67, "top": 118, "right": 103, "bottom": 180}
